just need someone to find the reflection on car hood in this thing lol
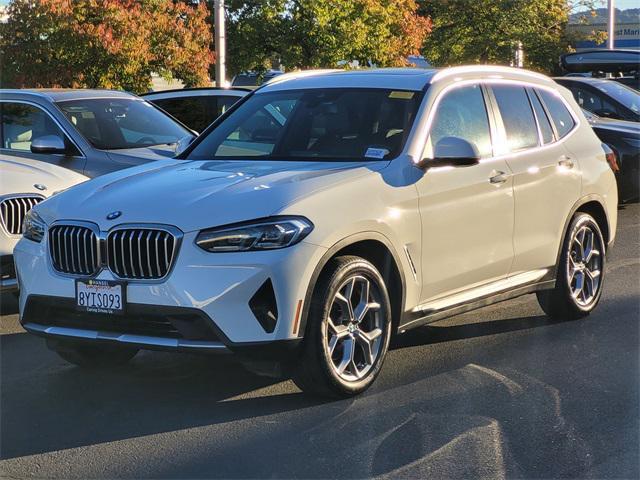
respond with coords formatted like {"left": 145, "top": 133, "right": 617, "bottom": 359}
{"left": 105, "top": 143, "right": 178, "bottom": 160}
{"left": 35, "top": 159, "right": 387, "bottom": 232}
{"left": 0, "top": 154, "right": 88, "bottom": 196}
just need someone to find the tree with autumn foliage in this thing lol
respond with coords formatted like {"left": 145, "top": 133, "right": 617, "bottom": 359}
{"left": 223, "top": 0, "right": 431, "bottom": 76}
{"left": 0, "top": 0, "right": 214, "bottom": 93}
{"left": 417, "top": 0, "right": 603, "bottom": 74}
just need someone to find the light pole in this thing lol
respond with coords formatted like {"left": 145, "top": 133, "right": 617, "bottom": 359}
{"left": 214, "top": 0, "right": 226, "bottom": 87}
{"left": 607, "top": 0, "right": 615, "bottom": 50}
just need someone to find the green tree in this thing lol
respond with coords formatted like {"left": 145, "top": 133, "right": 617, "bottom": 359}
{"left": 1, "top": 0, "right": 214, "bottom": 93}
{"left": 418, "top": 0, "right": 592, "bottom": 74}
{"left": 222, "top": 0, "right": 431, "bottom": 77}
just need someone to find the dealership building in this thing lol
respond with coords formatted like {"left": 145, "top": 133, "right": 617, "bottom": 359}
{"left": 569, "top": 22, "right": 640, "bottom": 50}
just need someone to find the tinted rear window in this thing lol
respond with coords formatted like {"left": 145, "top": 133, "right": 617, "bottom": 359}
{"left": 537, "top": 89, "right": 576, "bottom": 139}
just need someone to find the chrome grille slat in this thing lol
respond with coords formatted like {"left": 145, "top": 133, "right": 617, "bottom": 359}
{"left": 0, "top": 196, "right": 43, "bottom": 235}
{"left": 107, "top": 228, "right": 176, "bottom": 280}
{"left": 49, "top": 225, "right": 176, "bottom": 280}
{"left": 49, "top": 225, "right": 99, "bottom": 276}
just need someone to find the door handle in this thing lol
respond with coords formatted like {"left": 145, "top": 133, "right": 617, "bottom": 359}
{"left": 558, "top": 156, "right": 574, "bottom": 169}
{"left": 489, "top": 171, "right": 510, "bottom": 184}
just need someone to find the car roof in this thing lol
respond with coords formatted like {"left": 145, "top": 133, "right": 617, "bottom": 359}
{"left": 554, "top": 77, "right": 620, "bottom": 86}
{"left": 0, "top": 88, "right": 136, "bottom": 102}
{"left": 258, "top": 66, "right": 554, "bottom": 93}
{"left": 140, "top": 87, "right": 249, "bottom": 100}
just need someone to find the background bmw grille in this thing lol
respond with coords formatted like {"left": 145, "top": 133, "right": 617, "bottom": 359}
{"left": 0, "top": 196, "right": 43, "bottom": 235}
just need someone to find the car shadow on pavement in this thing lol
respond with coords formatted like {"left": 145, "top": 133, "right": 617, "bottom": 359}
{"left": 0, "top": 331, "right": 328, "bottom": 460}
{"left": 391, "top": 314, "right": 559, "bottom": 350}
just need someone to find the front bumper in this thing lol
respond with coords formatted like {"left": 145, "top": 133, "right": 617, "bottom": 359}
{"left": 14, "top": 230, "right": 326, "bottom": 355}
{"left": 1, "top": 255, "right": 18, "bottom": 293}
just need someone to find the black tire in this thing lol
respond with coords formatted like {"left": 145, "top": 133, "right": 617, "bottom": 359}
{"left": 49, "top": 340, "right": 138, "bottom": 368}
{"left": 292, "top": 256, "right": 392, "bottom": 398}
{"left": 537, "top": 212, "right": 606, "bottom": 320}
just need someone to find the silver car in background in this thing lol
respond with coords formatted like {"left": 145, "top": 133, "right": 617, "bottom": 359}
{"left": 0, "top": 89, "right": 195, "bottom": 178}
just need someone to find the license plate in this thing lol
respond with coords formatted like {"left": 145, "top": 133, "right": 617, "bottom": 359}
{"left": 75, "top": 279, "right": 125, "bottom": 315}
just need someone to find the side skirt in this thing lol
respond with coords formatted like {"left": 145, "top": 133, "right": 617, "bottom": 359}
{"left": 398, "top": 279, "right": 556, "bottom": 333}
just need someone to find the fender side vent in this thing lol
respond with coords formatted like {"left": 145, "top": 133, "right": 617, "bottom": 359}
{"left": 249, "top": 279, "right": 278, "bottom": 333}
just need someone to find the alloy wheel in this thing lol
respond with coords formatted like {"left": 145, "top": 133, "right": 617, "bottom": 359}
{"left": 567, "top": 224, "right": 603, "bottom": 307}
{"left": 325, "top": 275, "right": 384, "bottom": 382}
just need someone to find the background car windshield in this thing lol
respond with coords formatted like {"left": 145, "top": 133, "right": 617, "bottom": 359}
{"left": 57, "top": 98, "right": 190, "bottom": 150}
{"left": 594, "top": 81, "right": 640, "bottom": 114}
{"left": 187, "top": 88, "right": 423, "bottom": 161}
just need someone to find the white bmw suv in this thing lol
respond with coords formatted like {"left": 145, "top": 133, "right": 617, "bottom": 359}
{"left": 15, "top": 67, "right": 617, "bottom": 397}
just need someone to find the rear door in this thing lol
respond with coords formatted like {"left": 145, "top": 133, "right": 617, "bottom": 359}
{"left": 487, "top": 84, "right": 581, "bottom": 278}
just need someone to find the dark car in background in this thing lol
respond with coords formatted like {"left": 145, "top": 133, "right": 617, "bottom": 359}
{"left": 0, "top": 89, "right": 195, "bottom": 178}
{"left": 583, "top": 109, "right": 640, "bottom": 203}
{"left": 141, "top": 87, "right": 248, "bottom": 133}
{"left": 555, "top": 77, "right": 640, "bottom": 122}
{"left": 231, "top": 70, "right": 284, "bottom": 87}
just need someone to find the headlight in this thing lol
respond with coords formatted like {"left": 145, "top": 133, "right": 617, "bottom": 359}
{"left": 196, "top": 217, "right": 313, "bottom": 252}
{"left": 22, "top": 210, "right": 47, "bottom": 243}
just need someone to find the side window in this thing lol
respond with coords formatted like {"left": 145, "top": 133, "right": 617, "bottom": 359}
{"left": 1, "top": 102, "right": 66, "bottom": 152}
{"left": 216, "top": 96, "right": 241, "bottom": 117}
{"left": 527, "top": 88, "right": 554, "bottom": 144}
{"left": 426, "top": 84, "right": 492, "bottom": 158}
{"left": 152, "top": 96, "right": 209, "bottom": 132}
{"left": 570, "top": 86, "right": 618, "bottom": 117}
{"left": 492, "top": 85, "right": 539, "bottom": 152}
{"left": 538, "top": 89, "right": 576, "bottom": 139}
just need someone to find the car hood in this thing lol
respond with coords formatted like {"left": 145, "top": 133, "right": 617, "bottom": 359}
{"left": 590, "top": 117, "right": 640, "bottom": 136}
{"left": 0, "top": 154, "right": 88, "bottom": 196}
{"left": 36, "top": 159, "right": 387, "bottom": 232}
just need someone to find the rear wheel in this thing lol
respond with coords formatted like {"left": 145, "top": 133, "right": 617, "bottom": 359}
{"left": 293, "top": 256, "right": 392, "bottom": 397}
{"left": 49, "top": 340, "right": 138, "bottom": 368}
{"left": 537, "top": 212, "right": 606, "bottom": 320}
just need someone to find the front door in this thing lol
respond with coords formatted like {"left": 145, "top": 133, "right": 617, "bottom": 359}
{"left": 416, "top": 83, "right": 515, "bottom": 304}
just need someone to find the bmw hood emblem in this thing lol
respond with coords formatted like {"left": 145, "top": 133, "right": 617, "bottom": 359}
{"left": 106, "top": 211, "right": 122, "bottom": 220}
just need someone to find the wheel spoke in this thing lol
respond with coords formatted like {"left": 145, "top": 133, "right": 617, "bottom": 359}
{"left": 336, "top": 337, "right": 355, "bottom": 374}
{"left": 334, "top": 292, "right": 354, "bottom": 322}
{"left": 582, "top": 229, "right": 594, "bottom": 262}
{"left": 572, "top": 271, "right": 585, "bottom": 299}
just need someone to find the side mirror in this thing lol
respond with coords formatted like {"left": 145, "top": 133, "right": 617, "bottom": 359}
{"left": 174, "top": 134, "right": 196, "bottom": 157}
{"left": 30, "top": 135, "right": 68, "bottom": 154}
{"left": 419, "top": 136, "right": 480, "bottom": 169}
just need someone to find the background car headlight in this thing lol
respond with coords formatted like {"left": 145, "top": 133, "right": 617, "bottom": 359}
{"left": 196, "top": 217, "right": 313, "bottom": 252}
{"left": 23, "top": 210, "right": 47, "bottom": 243}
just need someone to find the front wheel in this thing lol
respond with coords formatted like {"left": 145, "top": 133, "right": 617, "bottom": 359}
{"left": 537, "top": 212, "right": 606, "bottom": 320}
{"left": 293, "top": 256, "right": 392, "bottom": 397}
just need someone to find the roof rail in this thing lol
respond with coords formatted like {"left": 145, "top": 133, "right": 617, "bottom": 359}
{"left": 431, "top": 65, "right": 552, "bottom": 83}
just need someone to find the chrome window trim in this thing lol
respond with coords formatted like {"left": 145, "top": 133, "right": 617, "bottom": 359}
{"left": 0, "top": 193, "right": 46, "bottom": 237}
{"left": 0, "top": 99, "right": 86, "bottom": 157}
{"left": 413, "top": 77, "right": 582, "bottom": 165}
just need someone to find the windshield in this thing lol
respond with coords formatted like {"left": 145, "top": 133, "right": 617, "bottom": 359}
{"left": 594, "top": 81, "right": 640, "bottom": 114}
{"left": 57, "top": 98, "right": 191, "bottom": 150}
{"left": 187, "top": 88, "right": 423, "bottom": 161}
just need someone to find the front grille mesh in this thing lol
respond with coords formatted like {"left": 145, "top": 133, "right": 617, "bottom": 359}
{"left": 0, "top": 196, "right": 43, "bottom": 235}
{"left": 49, "top": 225, "right": 100, "bottom": 275}
{"left": 107, "top": 228, "right": 176, "bottom": 279}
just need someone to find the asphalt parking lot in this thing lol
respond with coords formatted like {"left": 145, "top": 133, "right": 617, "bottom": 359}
{"left": 1, "top": 204, "right": 638, "bottom": 479}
